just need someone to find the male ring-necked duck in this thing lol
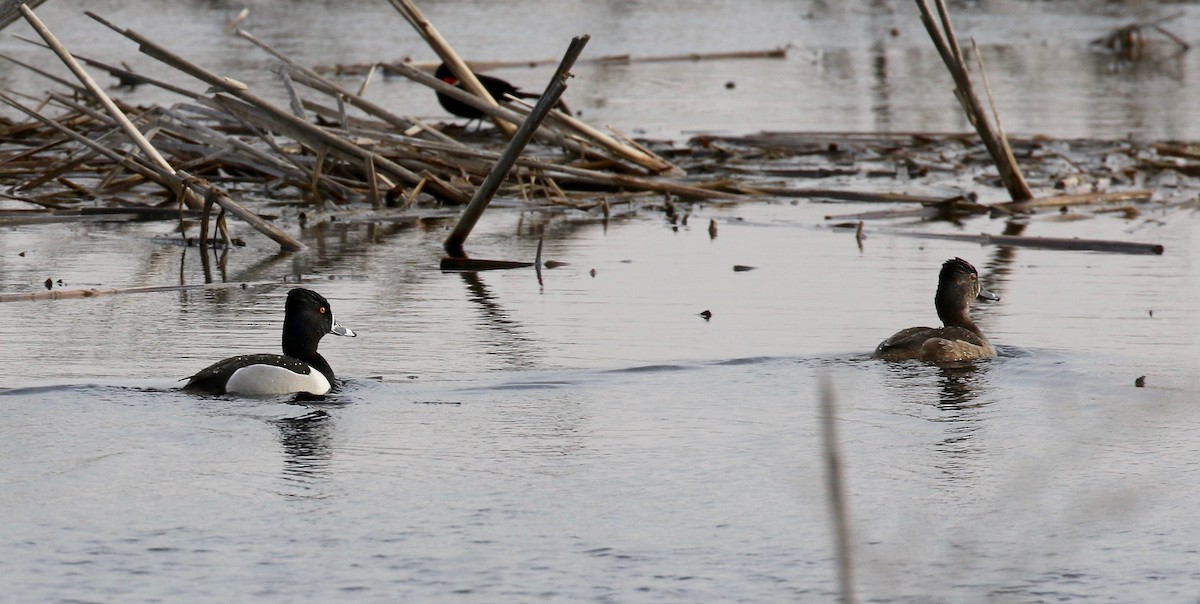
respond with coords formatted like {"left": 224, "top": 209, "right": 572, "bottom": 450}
{"left": 183, "top": 288, "right": 356, "bottom": 395}
{"left": 874, "top": 257, "right": 999, "bottom": 363}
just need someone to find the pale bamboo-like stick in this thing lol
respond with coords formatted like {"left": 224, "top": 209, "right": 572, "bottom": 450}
{"left": 0, "top": 281, "right": 277, "bottom": 304}
{"left": 0, "top": 91, "right": 173, "bottom": 189}
{"left": 385, "top": 0, "right": 516, "bottom": 136}
{"left": 512, "top": 98, "right": 684, "bottom": 175}
{"left": 365, "top": 154, "right": 381, "bottom": 209}
{"left": 996, "top": 190, "right": 1153, "bottom": 213}
{"left": 83, "top": 12, "right": 470, "bottom": 206}
{"left": 380, "top": 61, "right": 630, "bottom": 168}
{"left": 388, "top": 59, "right": 682, "bottom": 175}
{"left": 356, "top": 63, "right": 377, "bottom": 98}
{"left": 328, "top": 47, "right": 789, "bottom": 75}
{"left": 20, "top": 6, "right": 177, "bottom": 193}
{"left": 895, "top": 230, "right": 1164, "bottom": 255}
{"left": 22, "top": 6, "right": 305, "bottom": 251}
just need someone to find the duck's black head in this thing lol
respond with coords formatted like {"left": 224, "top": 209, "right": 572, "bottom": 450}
{"left": 934, "top": 258, "right": 999, "bottom": 326}
{"left": 282, "top": 288, "right": 355, "bottom": 359}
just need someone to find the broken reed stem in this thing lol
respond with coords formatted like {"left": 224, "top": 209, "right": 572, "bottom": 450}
{"left": 970, "top": 38, "right": 1025, "bottom": 196}
{"left": 234, "top": 29, "right": 418, "bottom": 135}
{"left": 443, "top": 35, "right": 590, "bottom": 258}
{"left": 819, "top": 374, "right": 857, "bottom": 604}
{"left": 895, "top": 230, "right": 1164, "bottom": 255}
{"left": 996, "top": 189, "right": 1152, "bottom": 213}
{"left": 516, "top": 99, "right": 684, "bottom": 175}
{"left": 85, "top": 11, "right": 467, "bottom": 206}
{"left": 914, "top": 0, "right": 1032, "bottom": 202}
{"left": 0, "top": 91, "right": 172, "bottom": 190}
{"left": 385, "top": 0, "right": 517, "bottom": 136}
{"left": 373, "top": 49, "right": 680, "bottom": 175}
{"left": 19, "top": 5, "right": 180, "bottom": 199}
{"left": 382, "top": 61, "right": 634, "bottom": 171}
{"left": 23, "top": 6, "right": 305, "bottom": 251}
{"left": 0, "top": 281, "right": 276, "bottom": 304}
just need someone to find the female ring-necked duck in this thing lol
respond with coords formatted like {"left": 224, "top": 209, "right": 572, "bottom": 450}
{"left": 874, "top": 257, "right": 999, "bottom": 363}
{"left": 183, "top": 288, "right": 356, "bottom": 395}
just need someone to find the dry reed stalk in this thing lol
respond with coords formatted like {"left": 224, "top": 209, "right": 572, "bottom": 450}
{"left": 0, "top": 51, "right": 87, "bottom": 94}
{"left": 374, "top": 51, "right": 680, "bottom": 174}
{"left": 819, "top": 375, "right": 857, "bottom": 604}
{"left": 516, "top": 99, "right": 684, "bottom": 175}
{"left": 914, "top": 0, "right": 1032, "bottom": 202}
{"left": 0, "top": 0, "right": 47, "bottom": 31}
{"left": 20, "top": 7, "right": 180, "bottom": 197}
{"left": 0, "top": 91, "right": 175, "bottom": 191}
{"left": 85, "top": 11, "right": 469, "bottom": 206}
{"left": 443, "top": 35, "right": 589, "bottom": 259}
{"left": 0, "top": 281, "right": 277, "bottom": 304}
{"left": 738, "top": 186, "right": 958, "bottom": 204}
{"left": 896, "top": 230, "right": 1164, "bottom": 255}
{"left": 385, "top": 0, "right": 517, "bottom": 136}
{"left": 22, "top": 6, "right": 306, "bottom": 251}
{"left": 330, "top": 46, "right": 788, "bottom": 75}
{"left": 234, "top": 30, "right": 418, "bottom": 136}
{"left": 382, "top": 61, "right": 638, "bottom": 171}
{"left": 995, "top": 190, "right": 1153, "bottom": 214}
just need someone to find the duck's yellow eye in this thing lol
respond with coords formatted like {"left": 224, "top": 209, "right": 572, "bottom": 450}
{"left": 970, "top": 274, "right": 977, "bottom": 281}
{"left": 319, "top": 306, "right": 327, "bottom": 314}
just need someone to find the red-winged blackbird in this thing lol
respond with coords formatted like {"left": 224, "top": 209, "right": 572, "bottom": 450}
{"left": 434, "top": 63, "right": 568, "bottom": 120}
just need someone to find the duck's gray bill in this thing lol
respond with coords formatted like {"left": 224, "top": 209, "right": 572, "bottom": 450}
{"left": 329, "top": 316, "right": 356, "bottom": 337}
{"left": 977, "top": 286, "right": 1000, "bottom": 302}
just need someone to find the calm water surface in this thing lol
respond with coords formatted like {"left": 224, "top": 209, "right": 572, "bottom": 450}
{"left": 2, "top": 0, "right": 1200, "bottom": 602}
{"left": 3, "top": 201, "right": 1198, "bottom": 601}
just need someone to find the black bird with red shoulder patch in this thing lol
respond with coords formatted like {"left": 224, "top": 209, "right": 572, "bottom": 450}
{"left": 434, "top": 63, "right": 570, "bottom": 121}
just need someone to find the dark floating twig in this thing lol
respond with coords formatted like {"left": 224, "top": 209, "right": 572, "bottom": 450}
{"left": 442, "top": 35, "right": 590, "bottom": 268}
{"left": 894, "top": 230, "right": 1164, "bottom": 255}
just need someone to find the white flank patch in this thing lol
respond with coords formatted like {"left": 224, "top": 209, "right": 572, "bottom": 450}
{"left": 224, "top": 364, "right": 330, "bottom": 395}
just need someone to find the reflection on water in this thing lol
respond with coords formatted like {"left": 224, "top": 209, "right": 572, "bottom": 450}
{"left": 276, "top": 409, "right": 335, "bottom": 491}
{"left": 933, "top": 363, "right": 989, "bottom": 413}
{"left": 458, "top": 271, "right": 540, "bottom": 372}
